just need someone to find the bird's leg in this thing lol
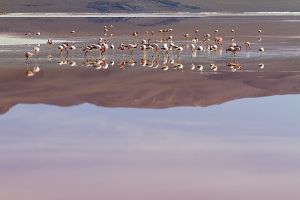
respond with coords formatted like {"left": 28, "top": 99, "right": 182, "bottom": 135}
{"left": 101, "top": 51, "right": 104, "bottom": 60}
{"left": 130, "top": 49, "right": 134, "bottom": 57}
{"left": 65, "top": 50, "right": 69, "bottom": 60}
{"left": 100, "top": 51, "right": 103, "bottom": 60}
{"left": 112, "top": 49, "right": 115, "bottom": 60}
{"left": 35, "top": 52, "right": 39, "bottom": 65}
{"left": 26, "top": 58, "right": 30, "bottom": 72}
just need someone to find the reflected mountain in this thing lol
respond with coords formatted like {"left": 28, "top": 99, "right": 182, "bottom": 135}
{"left": 1, "top": 59, "right": 300, "bottom": 114}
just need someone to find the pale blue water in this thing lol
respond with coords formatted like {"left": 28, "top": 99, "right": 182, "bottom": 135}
{"left": 0, "top": 95, "right": 299, "bottom": 200}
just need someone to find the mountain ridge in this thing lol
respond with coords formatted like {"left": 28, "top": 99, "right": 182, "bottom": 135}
{"left": 1, "top": 0, "right": 300, "bottom": 13}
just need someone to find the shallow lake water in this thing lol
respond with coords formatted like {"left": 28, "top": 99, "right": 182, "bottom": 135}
{"left": 1, "top": 15, "right": 300, "bottom": 200}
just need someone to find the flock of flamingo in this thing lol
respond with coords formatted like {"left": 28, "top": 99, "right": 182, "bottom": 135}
{"left": 24, "top": 25, "right": 265, "bottom": 77}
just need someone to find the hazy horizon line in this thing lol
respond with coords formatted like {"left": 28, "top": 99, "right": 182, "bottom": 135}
{"left": 1, "top": 12, "right": 300, "bottom": 18}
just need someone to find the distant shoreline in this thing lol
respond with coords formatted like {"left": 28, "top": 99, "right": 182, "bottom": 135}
{"left": 1, "top": 12, "right": 300, "bottom": 18}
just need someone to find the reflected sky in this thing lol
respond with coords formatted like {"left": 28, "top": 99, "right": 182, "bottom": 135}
{"left": 0, "top": 95, "right": 300, "bottom": 200}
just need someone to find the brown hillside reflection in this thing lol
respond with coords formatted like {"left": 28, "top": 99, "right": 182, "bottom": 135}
{"left": 1, "top": 59, "right": 300, "bottom": 114}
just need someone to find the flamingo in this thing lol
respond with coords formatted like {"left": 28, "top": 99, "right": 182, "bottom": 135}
{"left": 141, "top": 44, "right": 148, "bottom": 56}
{"left": 213, "top": 29, "right": 223, "bottom": 46}
{"left": 258, "top": 29, "right": 262, "bottom": 39}
{"left": 110, "top": 60, "right": 115, "bottom": 66}
{"left": 47, "top": 38, "right": 52, "bottom": 45}
{"left": 215, "top": 36, "right": 223, "bottom": 46}
{"left": 132, "top": 31, "right": 139, "bottom": 43}
{"left": 209, "top": 44, "right": 218, "bottom": 52}
{"left": 33, "top": 46, "right": 40, "bottom": 52}
{"left": 150, "top": 43, "right": 160, "bottom": 58}
{"left": 191, "top": 38, "right": 198, "bottom": 44}
{"left": 244, "top": 42, "right": 251, "bottom": 50}
{"left": 197, "top": 65, "right": 204, "bottom": 71}
{"left": 161, "top": 43, "right": 169, "bottom": 59}
{"left": 177, "top": 64, "right": 184, "bottom": 69}
{"left": 126, "top": 43, "right": 138, "bottom": 56}
{"left": 94, "top": 60, "right": 102, "bottom": 70}
{"left": 26, "top": 68, "right": 35, "bottom": 77}
{"left": 69, "top": 45, "right": 76, "bottom": 60}
{"left": 25, "top": 52, "right": 33, "bottom": 72}
{"left": 231, "top": 29, "right": 235, "bottom": 41}
{"left": 190, "top": 43, "right": 197, "bottom": 57}
{"left": 33, "top": 65, "right": 40, "bottom": 73}
{"left": 161, "top": 61, "right": 169, "bottom": 71}
{"left": 58, "top": 45, "right": 64, "bottom": 56}
{"left": 118, "top": 43, "right": 126, "bottom": 56}
{"left": 69, "top": 61, "right": 77, "bottom": 67}
{"left": 203, "top": 33, "right": 211, "bottom": 50}
{"left": 82, "top": 46, "right": 92, "bottom": 57}
{"left": 197, "top": 45, "right": 204, "bottom": 51}
{"left": 25, "top": 52, "right": 33, "bottom": 62}
{"left": 259, "top": 63, "right": 265, "bottom": 69}
{"left": 140, "top": 58, "right": 147, "bottom": 67}
{"left": 167, "top": 35, "right": 173, "bottom": 43}
{"left": 194, "top": 29, "right": 199, "bottom": 38}
{"left": 70, "top": 45, "right": 76, "bottom": 50}
{"left": 127, "top": 59, "right": 136, "bottom": 67}
{"left": 226, "top": 61, "right": 242, "bottom": 71}
{"left": 210, "top": 63, "right": 218, "bottom": 71}
{"left": 152, "top": 60, "right": 159, "bottom": 69}
{"left": 226, "top": 45, "right": 242, "bottom": 57}
{"left": 33, "top": 46, "right": 40, "bottom": 64}
{"left": 33, "top": 46, "right": 40, "bottom": 57}
{"left": 102, "top": 59, "right": 109, "bottom": 69}
{"left": 176, "top": 46, "right": 184, "bottom": 58}
{"left": 100, "top": 42, "right": 109, "bottom": 57}
{"left": 259, "top": 47, "right": 265, "bottom": 53}
{"left": 191, "top": 63, "right": 196, "bottom": 70}
{"left": 62, "top": 42, "right": 69, "bottom": 54}
{"left": 184, "top": 33, "right": 190, "bottom": 38}
{"left": 110, "top": 44, "right": 115, "bottom": 58}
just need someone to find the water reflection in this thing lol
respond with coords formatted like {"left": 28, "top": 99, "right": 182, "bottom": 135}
{"left": 18, "top": 24, "right": 273, "bottom": 78}
{"left": 1, "top": 57, "right": 300, "bottom": 114}
{"left": 0, "top": 96, "right": 300, "bottom": 200}
{"left": 23, "top": 46, "right": 266, "bottom": 76}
